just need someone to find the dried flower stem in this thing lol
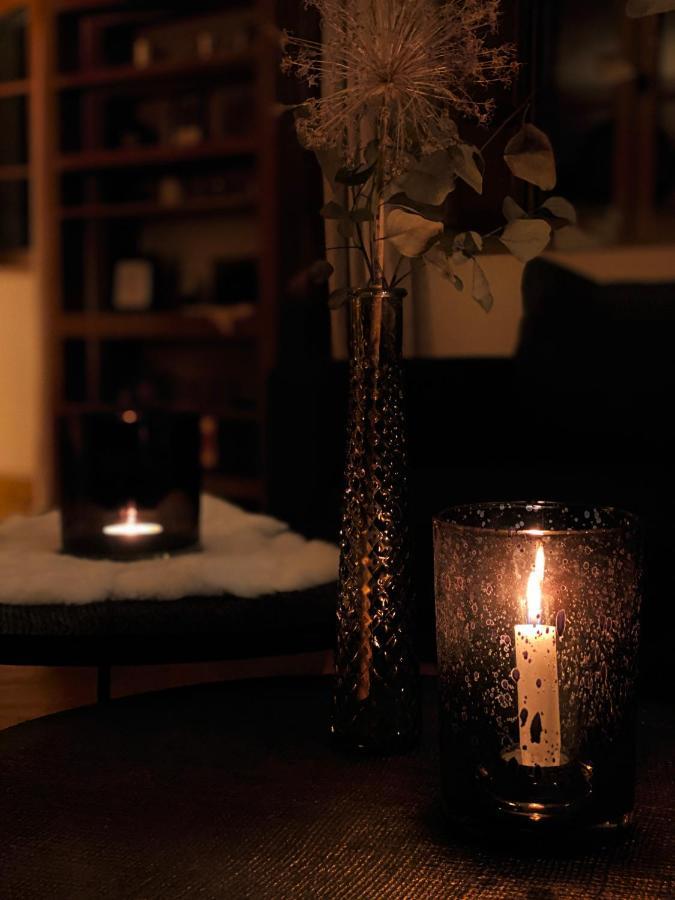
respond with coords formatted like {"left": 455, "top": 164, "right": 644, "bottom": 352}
{"left": 372, "top": 106, "right": 390, "bottom": 288}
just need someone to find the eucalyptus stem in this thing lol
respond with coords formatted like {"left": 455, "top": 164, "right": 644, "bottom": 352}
{"left": 389, "top": 255, "right": 404, "bottom": 288}
{"left": 392, "top": 268, "right": 412, "bottom": 287}
{"left": 479, "top": 92, "right": 534, "bottom": 154}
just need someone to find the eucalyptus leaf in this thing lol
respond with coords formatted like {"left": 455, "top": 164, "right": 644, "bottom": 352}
{"left": 448, "top": 143, "right": 484, "bottom": 194}
{"left": 320, "top": 201, "right": 346, "bottom": 220}
{"left": 540, "top": 196, "right": 577, "bottom": 227}
{"left": 424, "top": 245, "right": 464, "bottom": 291}
{"left": 387, "top": 192, "right": 446, "bottom": 222}
{"left": 452, "top": 250, "right": 472, "bottom": 268}
{"left": 335, "top": 162, "right": 376, "bottom": 186}
{"left": 386, "top": 208, "right": 443, "bottom": 257}
{"left": 626, "top": 0, "right": 675, "bottom": 16}
{"left": 454, "top": 231, "right": 483, "bottom": 256}
{"left": 350, "top": 207, "right": 373, "bottom": 223}
{"left": 328, "top": 287, "right": 350, "bottom": 310}
{"left": 504, "top": 124, "right": 557, "bottom": 191}
{"left": 503, "top": 196, "right": 527, "bottom": 221}
{"left": 472, "top": 260, "right": 494, "bottom": 312}
{"left": 437, "top": 232, "right": 455, "bottom": 254}
{"left": 499, "top": 218, "right": 552, "bottom": 262}
{"left": 308, "top": 260, "right": 334, "bottom": 284}
{"left": 397, "top": 150, "right": 456, "bottom": 205}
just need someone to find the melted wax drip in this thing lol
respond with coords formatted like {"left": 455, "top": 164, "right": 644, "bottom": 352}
{"left": 530, "top": 712, "right": 543, "bottom": 744}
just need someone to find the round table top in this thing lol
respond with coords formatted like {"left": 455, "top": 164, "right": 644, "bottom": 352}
{"left": 0, "top": 677, "right": 673, "bottom": 899}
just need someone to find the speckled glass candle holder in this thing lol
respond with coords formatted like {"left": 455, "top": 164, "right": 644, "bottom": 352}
{"left": 433, "top": 501, "right": 642, "bottom": 838}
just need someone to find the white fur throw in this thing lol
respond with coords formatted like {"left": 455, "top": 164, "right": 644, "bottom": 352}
{"left": 0, "top": 495, "right": 338, "bottom": 605}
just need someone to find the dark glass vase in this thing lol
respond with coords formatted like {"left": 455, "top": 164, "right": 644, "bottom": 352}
{"left": 332, "top": 287, "right": 421, "bottom": 753}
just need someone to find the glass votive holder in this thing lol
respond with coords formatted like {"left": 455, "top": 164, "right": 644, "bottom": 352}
{"left": 59, "top": 411, "right": 201, "bottom": 560}
{"left": 433, "top": 501, "right": 642, "bottom": 839}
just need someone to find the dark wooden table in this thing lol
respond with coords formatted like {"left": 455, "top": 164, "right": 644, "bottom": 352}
{"left": 0, "top": 677, "right": 673, "bottom": 899}
{"left": 0, "top": 584, "right": 335, "bottom": 701}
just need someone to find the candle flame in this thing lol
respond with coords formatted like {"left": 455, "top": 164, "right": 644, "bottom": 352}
{"left": 526, "top": 544, "right": 545, "bottom": 623}
{"left": 102, "top": 502, "right": 164, "bottom": 538}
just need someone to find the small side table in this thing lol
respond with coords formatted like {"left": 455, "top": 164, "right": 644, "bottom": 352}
{"left": 0, "top": 583, "right": 336, "bottom": 702}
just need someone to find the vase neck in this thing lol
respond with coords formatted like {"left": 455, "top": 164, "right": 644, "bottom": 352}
{"left": 349, "top": 288, "right": 404, "bottom": 365}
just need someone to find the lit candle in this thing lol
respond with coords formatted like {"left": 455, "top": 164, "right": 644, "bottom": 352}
{"left": 102, "top": 503, "right": 164, "bottom": 538}
{"left": 514, "top": 544, "right": 561, "bottom": 767}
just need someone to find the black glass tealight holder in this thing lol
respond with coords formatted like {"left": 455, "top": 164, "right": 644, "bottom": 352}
{"left": 60, "top": 411, "right": 201, "bottom": 560}
{"left": 433, "top": 501, "right": 642, "bottom": 840}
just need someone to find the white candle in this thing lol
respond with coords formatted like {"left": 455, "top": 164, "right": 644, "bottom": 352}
{"left": 103, "top": 503, "right": 163, "bottom": 538}
{"left": 514, "top": 544, "right": 561, "bottom": 767}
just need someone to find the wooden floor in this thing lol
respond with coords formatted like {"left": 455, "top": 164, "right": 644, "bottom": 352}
{"left": 0, "top": 652, "right": 334, "bottom": 731}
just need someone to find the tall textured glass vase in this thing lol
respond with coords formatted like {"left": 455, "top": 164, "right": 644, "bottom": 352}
{"left": 332, "top": 287, "right": 421, "bottom": 753}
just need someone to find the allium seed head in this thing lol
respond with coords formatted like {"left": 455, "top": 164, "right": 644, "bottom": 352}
{"left": 282, "top": 0, "right": 518, "bottom": 177}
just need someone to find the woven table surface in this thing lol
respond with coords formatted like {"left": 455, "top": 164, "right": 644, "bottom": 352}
{"left": 0, "top": 677, "right": 673, "bottom": 899}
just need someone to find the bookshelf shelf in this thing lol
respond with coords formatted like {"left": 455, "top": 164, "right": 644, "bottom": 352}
{"left": 56, "top": 52, "right": 256, "bottom": 91}
{"left": 57, "top": 311, "right": 258, "bottom": 341}
{"left": 59, "top": 193, "right": 257, "bottom": 220}
{"left": 57, "top": 138, "right": 258, "bottom": 172}
{"left": 0, "top": 79, "right": 28, "bottom": 99}
{"left": 0, "top": 164, "right": 29, "bottom": 182}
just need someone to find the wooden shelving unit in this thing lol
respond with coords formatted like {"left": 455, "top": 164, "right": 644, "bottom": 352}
{"left": 0, "top": 5, "right": 29, "bottom": 254}
{"left": 1, "top": 0, "right": 323, "bottom": 510}
{"left": 14, "top": 0, "right": 317, "bottom": 510}
{"left": 0, "top": 0, "right": 31, "bottom": 255}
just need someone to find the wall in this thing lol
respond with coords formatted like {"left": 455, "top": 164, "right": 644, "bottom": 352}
{"left": 331, "top": 253, "right": 526, "bottom": 360}
{"left": 409, "top": 253, "right": 525, "bottom": 358}
{"left": 332, "top": 243, "right": 675, "bottom": 361}
{"left": 0, "top": 264, "right": 40, "bottom": 487}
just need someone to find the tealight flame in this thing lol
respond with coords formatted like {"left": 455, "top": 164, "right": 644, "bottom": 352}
{"left": 102, "top": 503, "right": 163, "bottom": 538}
{"left": 526, "top": 544, "right": 545, "bottom": 624}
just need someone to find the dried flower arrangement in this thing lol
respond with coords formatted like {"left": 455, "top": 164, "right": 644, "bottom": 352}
{"left": 282, "top": 0, "right": 577, "bottom": 312}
